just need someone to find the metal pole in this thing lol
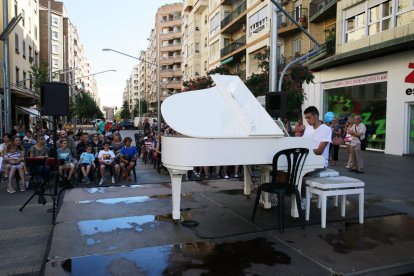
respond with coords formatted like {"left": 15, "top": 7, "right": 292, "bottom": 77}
{"left": 269, "top": 5, "right": 278, "bottom": 93}
{"left": 156, "top": 32, "right": 161, "bottom": 132}
{"left": 3, "top": 0, "right": 11, "bottom": 133}
{"left": 0, "top": 59, "right": 4, "bottom": 137}
{"left": 48, "top": 1, "right": 52, "bottom": 81}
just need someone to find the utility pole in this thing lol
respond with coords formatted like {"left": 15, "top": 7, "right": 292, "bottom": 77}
{"left": 3, "top": 0, "right": 11, "bottom": 133}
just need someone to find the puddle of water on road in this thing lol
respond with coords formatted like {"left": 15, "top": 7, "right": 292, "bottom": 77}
{"left": 74, "top": 193, "right": 192, "bottom": 205}
{"left": 319, "top": 215, "right": 414, "bottom": 254}
{"left": 217, "top": 189, "right": 244, "bottom": 196}
{"left": 66, "top": 237, "right": 291, "bottom": 275}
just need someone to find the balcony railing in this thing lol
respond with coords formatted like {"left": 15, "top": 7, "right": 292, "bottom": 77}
{"left": 309, "top": 0, "right": 337, "bottom": 21}
{"left": 221, "top": 0, "right": 246, "bottom": 29}
{"left": 160, "top": 30, "right": 182, "bottom": 35}
{"left": 160, "top": 55, "right": 182, "bottom": 60}
{"left": 161, "top": 16, "right": 181, "bottom": 23}
{"left": 220, "top": 35, "right": 246, "bottom": 57}
{"left": 278, "top": 8, "right": 308, "bottom": 30}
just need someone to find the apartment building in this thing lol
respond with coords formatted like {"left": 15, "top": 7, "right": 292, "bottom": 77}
{"left": 137, "top": 50, "right": 147, "bottom": 116}
{"left": 182, "top": 0, "right": 209, "bottom": 81}
{"left": 148, "top": 28, "right": 157, "bottom": 112}
{"left": 102, "top": 106, "right": 115, "bottom": 121}
{"left": 303, "top": 0, "right": 414, "bottom": 155}
{"left": 1, "top": 0, "right": 40, "bottom": 130}
{"left": 156, "top": 3, "right": 183, "bottom": 103}
{"left": 39, "top": 0, "right": 97, "bottom": 101}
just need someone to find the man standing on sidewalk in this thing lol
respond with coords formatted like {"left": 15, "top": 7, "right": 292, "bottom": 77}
{"left": 348, "top": 115, "right": 366, "bottom": 173}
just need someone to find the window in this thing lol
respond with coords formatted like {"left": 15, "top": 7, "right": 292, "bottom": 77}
{"left": 210, "top": 13, "right": 220, "bottom": 34}
{"left": 52, "top": 58, "right": 59, "bottom": 68}
{"left": 204, "top": 37, "right": 207, "bottom": 47}
{"left": 294, "top": 5, "right": 302, "bottom": 21}
{"left": 195, "top": 43, "right": 200, "bottom": 53}
{"left": 22, "top": 71, "right": 26, "bottom": 87}
{"left": 249, "top": 5, "right": 268, "bottom": 35}
{"left": 369, "top": 0, "right": 393, "bottom": 35}
{"left": 52, "top": 44, "right": 59, "bottom": 54}
{"left": 22, "top": 40, "right": 26, "bottom": 58}
{"left": 28, "top": 17, "right": 31, "bottom": 33}
{"left": 345, "top": 13, "right": 366, "bottom": 42}
{"left": 14, "top": 1, "right": 18, "bottom": 17}
{"left": 210, "top": 40, "right": 219, "bottom": 60}
{"left": 15, "top": 33, "right": 19, "bottom": 53}
{"left": 29, "top": 45, "right": 32, "bottom": 61}
{"left": 292, "top": 39, "right": 301, "bottom": 56}
{"left": 52, "top": 15, "right": 59, "bottom": 27}
{"left": 34, "top": 25, "right": 38, "bottom": 40}
{"left": 35, "top": 51, "right": 39, "bottom": 65}
{"left": 15, "top": 67, "right": 20, "bottom": 83}
{"left": 52, "top": 30, "right": 58, "bottom": 40}
{"left": 396, "top": 0, "right": 414, "bottom": 26}
{"left": 204, "top": 60, "right": 208, "bottom": 71}
{"left": 22, "top": 9, "right": 25, "bottom": 26}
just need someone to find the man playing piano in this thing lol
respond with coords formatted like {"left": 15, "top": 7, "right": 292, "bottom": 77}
{"left": 303, "top": 106, "right": 332, "bottom": 168}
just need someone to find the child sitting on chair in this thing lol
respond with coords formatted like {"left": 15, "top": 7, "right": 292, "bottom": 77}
{"left": 98, "top": 141, "right": 119, "bottom": 185}
{"left": 120, "top": 137, "right": 139, "bottom": 182}
{"left": 57, "top": 139, "right": 75, "bottom": 182}
{"left": 78, "top": 144, "right": 95, "bottom": 183}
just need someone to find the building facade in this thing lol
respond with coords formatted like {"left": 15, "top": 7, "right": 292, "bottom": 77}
{"left": 303, "top": 0, "right": 414, "bottom": 155}
{"left": 1, "top": 0, "right": 40, "bottom": 132}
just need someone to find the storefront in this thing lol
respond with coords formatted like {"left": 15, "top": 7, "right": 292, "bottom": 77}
{"left": 303, "top": 50, "right": 414, "bottom": 156}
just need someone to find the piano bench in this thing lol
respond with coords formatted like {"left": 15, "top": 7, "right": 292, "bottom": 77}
{"left": 305, "top": 176, "right": 365, "bottom": 228}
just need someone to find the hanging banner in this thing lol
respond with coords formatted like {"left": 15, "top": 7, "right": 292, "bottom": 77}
{"left": 323, "top": 73, "right": 388, "bottom": 90}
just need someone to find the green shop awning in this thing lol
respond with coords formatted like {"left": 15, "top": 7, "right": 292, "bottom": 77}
{"left": 220, "top": 57, "right": 233, "bottom": 65}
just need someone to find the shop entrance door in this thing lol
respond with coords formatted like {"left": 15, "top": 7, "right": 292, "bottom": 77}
{"left": 409, "top": 105, "right": 414, "bottom": 154}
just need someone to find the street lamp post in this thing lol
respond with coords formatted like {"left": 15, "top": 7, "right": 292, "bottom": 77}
{"left": 102, "top": 48, "right": 161, "bottom": 132}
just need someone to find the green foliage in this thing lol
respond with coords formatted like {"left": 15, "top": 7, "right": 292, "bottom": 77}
{"left": 120, "top": 100, "right": 131, "bottom": 119}
{"left": 72, "top": 92, "right": 103, "bottom": 120}
{"left": 29, "top": 64, "right": 49, "bottom": 98}
{"left": 182, "top": 65, "right": 230, "bottom": 91}
{"left": 244, "top": 47, "right": 315, "bottom": 119}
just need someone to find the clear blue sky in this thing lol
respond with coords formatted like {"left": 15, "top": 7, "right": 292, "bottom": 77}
{"left": 63, "top": 0, "right": 181, "bottom": 109}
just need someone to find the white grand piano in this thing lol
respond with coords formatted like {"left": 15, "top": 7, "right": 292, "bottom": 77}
{"left": 161, "top": 75, "right": 324, "bottom": 220}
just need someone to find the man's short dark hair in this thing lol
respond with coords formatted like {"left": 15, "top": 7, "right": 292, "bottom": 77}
{"left": 304, "top": 106, "right": 319, "bottom": 116}
{"left": 103, "top": 141, "right": 110, "bottom": 146}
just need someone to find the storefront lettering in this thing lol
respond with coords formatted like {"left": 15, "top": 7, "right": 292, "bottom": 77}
{"left": 405, "top": 63, "right": 414, "bottom": 83}
{"left": 324, "top": 73, "right": 388, "bottom": 89}
{"left": 406, "top": 88, "right": 414, "bottom": 95}
{"left": 362, "top": 112, "right": 385, "bottom": 135}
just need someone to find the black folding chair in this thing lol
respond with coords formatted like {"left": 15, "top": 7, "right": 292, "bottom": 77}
{"left": 251, "top": 148, "right": 309, "bottom": 233}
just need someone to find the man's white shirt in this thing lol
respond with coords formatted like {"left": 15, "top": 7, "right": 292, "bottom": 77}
{"left": 303, "top": 124, "right": 332, "bottom": 168}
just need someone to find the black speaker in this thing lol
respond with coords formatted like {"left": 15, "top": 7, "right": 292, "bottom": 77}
{"left": 265, "top": 92, "right": 281, "bottom": 111}
{"left": 40, "top": 82, "right": 69, "bottom": 116}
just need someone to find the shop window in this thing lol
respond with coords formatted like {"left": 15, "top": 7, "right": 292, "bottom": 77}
{"left": 323, "top": 81, "right": 387, "bottom": 150}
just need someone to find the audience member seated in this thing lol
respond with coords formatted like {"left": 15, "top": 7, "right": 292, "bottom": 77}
{"left": 57, "top": 139, "right": 75, "bottom": 183}
{"left": 0, "top": 133, "right": 12, "bottom": 180}
{"left": 76, "top": 132, "right": 91, "bottom": 158}
{"left": 98, "top": 141, "right": 119, "bottom": 185}
{"left": 28, "top": 135, "right": 50, "bottom": 183}
{"left": 3, "top": 136, "right": 27, "bottom": 193}
{"left": 119, "top": 137, "right": 138, "bottom": 182}
{"left": 77, "top": 144, "right": 96, "bottom": 183}
{"left": 23, "top": 130, "right": 36, "bottom": 144}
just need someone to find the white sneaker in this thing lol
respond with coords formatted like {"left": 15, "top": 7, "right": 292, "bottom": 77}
{"left": 112, "top": 176, "right": 116, "bottom": 184}
{"left": 224, "top": 175, "right": 229, "bottom": 179}
{"left": 234, "top": 174, "right": 239, "bottom": 178}
{"left": 99, "top": 178, "right": 104, "bottom": 186}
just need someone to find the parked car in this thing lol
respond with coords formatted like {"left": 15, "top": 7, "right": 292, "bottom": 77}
{"left": 120, "top": 120, "right": 135, "bottom": 130}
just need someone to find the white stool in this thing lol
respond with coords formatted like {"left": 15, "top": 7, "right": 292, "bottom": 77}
{"left": 305, "top": 176, "right": 365, "bottom": 228}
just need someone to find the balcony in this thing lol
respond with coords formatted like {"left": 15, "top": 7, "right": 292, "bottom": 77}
{"left": 309, "top": 0, "right": 337, "bottom": 23}
{"left": 221, "top": 1, "right": 247, "bottom": 30}
{"left": 160, "top": 55, "right": 182, "bottom": 65}
{"left": 220, "top": 35, "right": 246, "bottom": 58}
{"left": 194, "top": 0, "right": 208, "bottom": 14}
{"left": 160, "top": 42, "right": 182, "bottom": 51}
{"left": 183, "top": 0, "right": 194, "bottom": 12}
{"left": 278, "top": 8, "right": 308, "bottom": 35}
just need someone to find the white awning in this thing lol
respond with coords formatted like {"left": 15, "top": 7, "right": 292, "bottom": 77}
{"left": 16, "top": 106, "right": 40, "bottom": 117}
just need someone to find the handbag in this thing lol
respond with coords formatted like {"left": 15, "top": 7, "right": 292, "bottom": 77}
{"left": 332, "top": 136, "right": 344, "bottom": 146}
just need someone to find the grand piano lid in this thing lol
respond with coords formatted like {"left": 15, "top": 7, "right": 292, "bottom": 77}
{"left": 161, "top": 75, "right": 284, "bottom": 138}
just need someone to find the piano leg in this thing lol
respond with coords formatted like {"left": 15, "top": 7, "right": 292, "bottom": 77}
{"left": 243, "top": 165, "right": 271, "bottom": 209}
{"left": 167, "top": 168, "right": 187, "bottom": 221}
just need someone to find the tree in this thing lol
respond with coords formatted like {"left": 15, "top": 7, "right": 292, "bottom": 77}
{"left": 120, "top": 100, "right": 131, "bottom": 119}
{"left": 29, "top": 64, "right": 49, "bottom": 105}
{"left": 182, "top": 65, "right": 230, "bottom": 91}
{"left": 72, "top": 92, "right": 103, "bottom": 120}
{"left": 244, "top": 47, "right": 314, "bottom": 119}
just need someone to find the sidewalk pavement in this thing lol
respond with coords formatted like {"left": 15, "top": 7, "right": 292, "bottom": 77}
{"left": 0, "top": 147, "right": 413, "bottom": 275}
